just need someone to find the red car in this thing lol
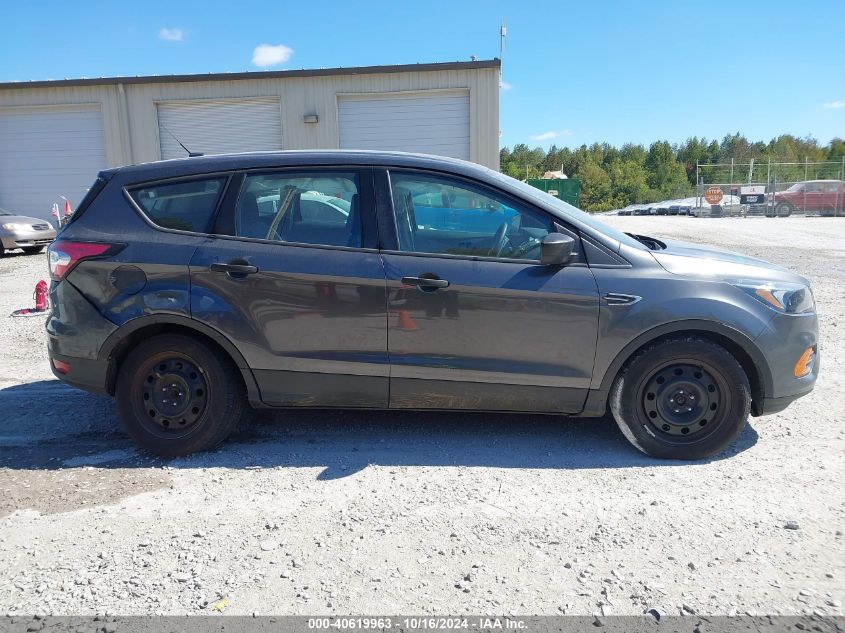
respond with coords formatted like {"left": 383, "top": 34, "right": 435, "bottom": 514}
{"left": 772, "top": 180, "right": 845, "bottom": 216}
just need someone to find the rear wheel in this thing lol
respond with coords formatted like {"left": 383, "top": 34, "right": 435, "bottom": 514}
{"left": 610, "top": 337, "right": 751, "bottom": 460}
{"left": 22, "top": 246, "right": 45, "bottom": 254}
{"left": 116, "top": 334, "right": 246, "bottom": 457}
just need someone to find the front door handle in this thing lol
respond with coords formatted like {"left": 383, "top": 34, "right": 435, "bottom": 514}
{"left": 401, "top": 275, "right": 450, "bottom": 289}
{"left": 210, "top": 262, "right": 259, "bottom": 277}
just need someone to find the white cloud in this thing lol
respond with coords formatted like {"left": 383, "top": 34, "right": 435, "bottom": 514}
{"left": 500, "top": 80, "right": 512, "bottom": 91}
{"left": 530, "top": 129, "right": 573, "bottom": 141}
{"left": 158, "top": 27, "right": 183, "bottom": 42}
{"left": 252, "top": 44, "right": 294, "bottom": 68}
{"left": 823, "top": 100, "right": 845, "bottom": 109}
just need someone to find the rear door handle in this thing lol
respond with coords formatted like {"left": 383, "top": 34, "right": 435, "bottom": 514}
{"left": 401, "top": 276, "right": 449, "bottom": 289}
{"left": 210, "top": 262, "right": 259, "bottom": 276}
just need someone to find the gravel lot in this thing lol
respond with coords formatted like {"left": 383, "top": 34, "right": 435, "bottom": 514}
{"left": 0, "top": 217, "right": 843, "bottom": 617}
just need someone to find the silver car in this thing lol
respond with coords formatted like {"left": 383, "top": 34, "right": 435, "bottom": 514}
{"left": 0, "top": 208, "right": 57, "bottom": 255}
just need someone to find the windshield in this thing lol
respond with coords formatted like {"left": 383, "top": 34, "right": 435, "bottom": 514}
{"left": 786, "top": 183, "right": 804, "bottom": 192}
{"left": 489, "top": 171, "right": 647, "bottom": 250}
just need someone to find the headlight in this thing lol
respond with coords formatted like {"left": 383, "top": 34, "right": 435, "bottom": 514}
{"left": 1, "top": 223, "right": 29, "bottom": 231}
{"left": 733, "top": 281, "right": 815, "bottom": 314}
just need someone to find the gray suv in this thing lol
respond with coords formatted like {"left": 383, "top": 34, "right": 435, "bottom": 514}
{"left": 46, "top": 151, "right": 819, "bottom": 459}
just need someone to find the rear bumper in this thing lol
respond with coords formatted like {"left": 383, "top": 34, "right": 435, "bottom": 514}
{"left": 47, "top": 350, "right": 110, "bottom": 395}
{"left": 46, "top": 279, "right": 117, "bottom": 394}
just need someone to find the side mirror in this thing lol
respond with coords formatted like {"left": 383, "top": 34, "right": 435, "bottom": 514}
{"left": 540, "top": 232, "right": 575, "bottom": 266}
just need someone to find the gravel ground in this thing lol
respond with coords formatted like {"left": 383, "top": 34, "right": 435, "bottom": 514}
{"left": 0, "top": 217, "right": 843, "bottom": 617}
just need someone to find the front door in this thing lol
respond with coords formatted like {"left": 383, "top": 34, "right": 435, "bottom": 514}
{"left": 379, "top": 169, "right": 600, "bottom": 413}
{"left": 189, "top": 168, "right": 389, "bottom": 407}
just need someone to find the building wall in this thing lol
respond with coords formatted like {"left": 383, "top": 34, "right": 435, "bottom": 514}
{"left": 0, "top": 66, "right": 500, "bottom": 170}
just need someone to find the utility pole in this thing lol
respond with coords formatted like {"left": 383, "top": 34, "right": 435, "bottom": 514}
{"left": 499, "top": 19, "right": 507, "bottom": 89}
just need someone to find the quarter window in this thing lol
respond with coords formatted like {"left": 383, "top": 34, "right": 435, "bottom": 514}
{"left": 131, "top": 177, "right": 226, "bottom": 232}
{"left": 234, "top": 172, "right": 361, "bottom": 248}
{"left": 389, "top": 172, "right": 553, "bottom": 260}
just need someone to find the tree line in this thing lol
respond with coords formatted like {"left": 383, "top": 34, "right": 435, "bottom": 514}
{"left": 500, "top": 135, "right": 845, "bottom": 211}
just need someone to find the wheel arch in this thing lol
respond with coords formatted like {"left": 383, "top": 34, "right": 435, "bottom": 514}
{"left": 596, "top": 320, "right": 772, "bottom": 416}
{"left": 98, "top": 315, "right": 263, "bottom": 405}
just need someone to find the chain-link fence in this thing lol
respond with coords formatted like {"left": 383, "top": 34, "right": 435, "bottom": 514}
{"left": 695, "top": 160, "right": 845, "bottom": 217}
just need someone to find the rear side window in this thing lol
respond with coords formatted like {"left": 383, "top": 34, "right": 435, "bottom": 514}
{"left": 233, "top": 171, "right": 361, "bottom": 248}
{"left": 130, "top": 177, "right": 226, "bottom": 232}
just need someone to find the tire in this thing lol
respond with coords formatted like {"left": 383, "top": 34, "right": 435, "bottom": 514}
{"left": 775, "top": 202, "right": 793, "bottom": 217}
{"left": 116, "top": 334, "right": 246, "bottom": 457}
{"left": 22, "top": 246, "right": 45, "bottom": 254}
{"left": 610, "top": 336, "right": 751, "bottom": 460}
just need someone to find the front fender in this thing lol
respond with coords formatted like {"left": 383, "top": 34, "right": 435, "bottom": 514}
{"left": 590, "top": 269, "right": 775, "bottom": 396}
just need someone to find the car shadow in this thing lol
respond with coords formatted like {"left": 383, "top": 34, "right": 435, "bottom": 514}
{"left": 0, "top": 380, "right": 759, "bottom": 478}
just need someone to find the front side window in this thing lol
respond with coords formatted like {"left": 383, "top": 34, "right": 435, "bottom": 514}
{"left": 234, "top": 172, "right": 361, "bottom": 248}
{"left": 130, "top": 177, "right": 226, "bottom": 232}
{"left": 389, "top": 172, "right": 553, "bottom": 261}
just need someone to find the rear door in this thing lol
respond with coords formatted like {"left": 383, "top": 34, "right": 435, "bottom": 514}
{"left": 377, "top": 169, "right": 600, "bottom": 413}
{"left": 189, "top": 167, "right": 389, "bottom": 407}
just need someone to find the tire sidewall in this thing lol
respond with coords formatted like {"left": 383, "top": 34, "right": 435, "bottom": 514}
{"left": 611, "top": 338, "right": 751, "bottom": 460}
{"left": 116, "top": 334, "right": 242, "bottom": 457}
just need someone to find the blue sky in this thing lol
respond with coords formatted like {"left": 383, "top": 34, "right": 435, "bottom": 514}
{"left": 2, "top": 0, "right": 843, "bottom": 149}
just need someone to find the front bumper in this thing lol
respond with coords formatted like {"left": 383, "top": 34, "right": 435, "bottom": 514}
{"left": 0, "top": 227, "right": 57, "bottom": 250}
{"left": 752, "top": 310, "right": 819, "bottom": 416}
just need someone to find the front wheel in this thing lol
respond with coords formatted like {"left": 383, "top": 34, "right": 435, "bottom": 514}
{"left": 775, "top": 202, "right": 793, "bottom": 217}
{"left": 116, "top": 334, "right": 246, "bottom": 457}
{"left": 610, "top": 337, "right": 751, "bottom": 460}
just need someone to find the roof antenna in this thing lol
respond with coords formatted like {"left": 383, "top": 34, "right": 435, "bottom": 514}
{"left": 160, "top": 124, "right": 203, "bottom": 157}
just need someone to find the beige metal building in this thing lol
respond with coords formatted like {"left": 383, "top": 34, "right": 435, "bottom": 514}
{"left": 0, "top": 59, "right": 500, "bottom": 219}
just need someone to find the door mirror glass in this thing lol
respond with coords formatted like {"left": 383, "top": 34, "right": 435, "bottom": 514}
{"left": 540, "top": 233, "right": 575, "bottom": 266}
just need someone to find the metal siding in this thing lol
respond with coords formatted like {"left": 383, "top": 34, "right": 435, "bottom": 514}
{"left": 338, "top": 92, "right": 470, "bottom": 160}
{"left": 0, "top": 66, "right": 500, "bottom": 175}
{"left": 0, "top": 105, "right": 106, "bottom": 219}
{"left": 156, "top": 97, "right": 283, "bottom": 160}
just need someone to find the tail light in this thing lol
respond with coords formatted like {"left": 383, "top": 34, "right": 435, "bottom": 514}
{"left": 48, "top": 241, "right": 123, "bottom": 281}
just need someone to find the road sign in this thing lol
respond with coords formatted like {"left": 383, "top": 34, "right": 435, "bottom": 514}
{"left": 740, "top": 194, "right": 765, "bottom": 204}
{"left": 704, "top": 186, "right": 724, "bottom": 205}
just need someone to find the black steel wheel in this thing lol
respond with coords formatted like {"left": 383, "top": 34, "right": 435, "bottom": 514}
{"left": 638, "top": 362, "right": 727, "bottom": 441}
{"left": 610, "top": 336, "right": 751, "bottom": 460}
{"left": 139, "top": 356, "right": 208, "bottom": 437}
{"left": 116, "top": 334, "right": 246, "bottom": 457}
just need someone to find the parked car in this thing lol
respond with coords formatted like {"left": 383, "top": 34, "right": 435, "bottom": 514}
{"left": 771, "top": 180, "right": 845, "bottom": 217}
{"left": 678, "top": 206, "right": 691, "bottom": 216}
{"left": 0, "top": 208, "right": 56, "bottom": 255}
{"left": 47, "top": 151, "right": 819, "bottom": 460}
{"left": 655, "top": 207, "right": 669, "bottom": 216}
{"left": 617, "top": 209, "right": 632, "bottom": 216}
{"left": 668, "top": 206, "right": 680, "bottom": 216}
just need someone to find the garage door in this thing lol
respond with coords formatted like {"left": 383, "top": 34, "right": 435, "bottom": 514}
{"left": 0, "top": 105, "right": 106, "bottom": 219}
{"left": 338, "top": 92, "right": 470, "bottom": 160}
{"left": 157, "top": 98, "right": 282, "bottom": 160}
